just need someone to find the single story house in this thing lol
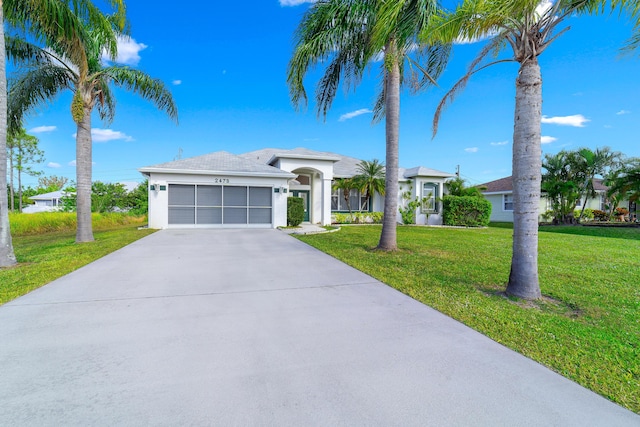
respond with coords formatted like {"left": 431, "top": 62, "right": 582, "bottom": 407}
{"left": 22, "top": 190, "right": 65, "bottom": 214}
{"left": 480, "top": 176, "right": 633, "bottom": 222}
{"left": 139, "top": 147, "right": 455, "bottom": 229}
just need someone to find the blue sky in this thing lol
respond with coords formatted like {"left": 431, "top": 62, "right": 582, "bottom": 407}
{"left": 16, "top": 0, "right": 640, "bottom": 188}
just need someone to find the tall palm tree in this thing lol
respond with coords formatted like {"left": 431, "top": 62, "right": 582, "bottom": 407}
{"left": 424, "top": 0, "right": 633, "bottom": 300}
{"left": 353, "top": 159, "right": 385, "bottom": 211}
{"left": 0, "top": 0, "right": 126, "bottom": 267}
{"left": 287, "top": 0, "right": 450, "bottom": 251}
{"left": 9, "top": 20, "right": 177, "bottom": 243}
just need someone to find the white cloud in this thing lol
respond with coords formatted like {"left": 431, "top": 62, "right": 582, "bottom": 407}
{"left": 541, "top": 136, "right": 557, "bottom": 144}
{"left": 490, "top": 141, "right": 509, "bottom": 146}
{"left": 72, "top": 128, "right": 134, "bottom": 142}
{"left": 47, "top": 162, "right": 61, "bottom": 168}
{"left": 604, "top": 125, "right": 613, "bottom": 129}
{"left": 29, "top": 125, "right": 57, "bottom": 134}
{"left": 172, "top": 80, "right": 182, "bottom": 86}
{"left": 279, "top": 0, "right": 315, "bottom": 6}
{"left": 541, "top": 114, "right": 589, "bottom": 127}
{"left": 465, "top": 147, "right": 479, "bottom": 153}
{"left": 339, "top": 108, "right": 372, "bottom": 122}
{"left": 102, "top": 35, "right": 147, "bottom": 66}
{"left": 616, "top": 110, "right": 630, "bottom": 115}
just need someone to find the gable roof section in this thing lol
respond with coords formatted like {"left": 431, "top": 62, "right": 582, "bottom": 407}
{"left": 240, "top": 147, "right": 364, "bottom": 178}
{"left": 480, "top": 176, "right": 610, "bottom": 194}
{"left": 403, "top": 166, "right": 455, "bottom": 179}
{"left": 139, "top": 151, "right": 295, "bottom": 178}
{"left": 29, "top": 190, "right": 65, "bottom": 201}
{"left": 480, "top": 176, "right": 513, "bottom": 193}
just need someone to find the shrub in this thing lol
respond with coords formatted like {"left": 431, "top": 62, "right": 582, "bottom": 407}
{"left": 442, "top": 195, "right": 491, "bottom": 227}
{"left": 332, "top": 212, "right": 383, "bottom": 224}
{"left": 592, "top": 209, "right": 608, "bottom": 221}
{"left": 541, "top": 210, "right": 554, "bottom": 222}
{"left": 615, "top": 207, "right": 629, "bottom": 216}
{"left": 575, "top": 208, "right": 594, "bottom": 221}
{"left": 287, "top": 197, "right": 304, "bottom": 226}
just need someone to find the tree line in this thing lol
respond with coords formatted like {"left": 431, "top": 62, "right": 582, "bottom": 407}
{"left": 542, "top": 147, "right": 639, "bottom": 224}
{"left": 0, "top": 0, "right": 178, "bottom": 269}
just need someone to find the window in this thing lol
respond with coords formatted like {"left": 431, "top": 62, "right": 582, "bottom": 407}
{"left": 421, "top": 183, "right": 438, "bottom": 213}
{"left": 503, "top": 194, "right": 514, "bottom": 211}
{"left": 331, "top": 187, "right": 369, "bottom": 211}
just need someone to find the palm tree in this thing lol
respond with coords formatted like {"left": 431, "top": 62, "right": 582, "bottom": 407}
{"left": 332, "top": 178, "right": 356, "bottom": 215}
{"left": 575, "top": 147, "right": 621, "bottom": 221}
{"left": 353, "top": 159, "right": 385, "bottom": 211}
{"left": 424, "top": 0, "right": 633, "bottom": 300}
{"left": 0, "top": 0, "right": 126, "bottom": 267}
{"left": 9, "top": 19, "right": 177, "bottom": 243}
{"left": 287, "top": 0, "right": 450, "bottom": 251}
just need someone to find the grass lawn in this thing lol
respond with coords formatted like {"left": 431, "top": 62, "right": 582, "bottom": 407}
{"left": 0, "top": 222, "right": 155, "bottom": 305}
{"left": 297, "top": 225, "right": 640, "bottom": 413}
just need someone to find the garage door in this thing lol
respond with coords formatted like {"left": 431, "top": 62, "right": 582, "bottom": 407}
{"left": 168, "top": 184, "right": 272, "bottom": 226}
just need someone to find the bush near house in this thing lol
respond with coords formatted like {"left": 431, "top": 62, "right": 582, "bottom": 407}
{"left": 592, "top": 209, "right": 609, "bottom": 221}
{"left": 287, "top": 197, "right": 304, "bottom": 226}
{"left": 333, "top": 212, "right": 383, "bottom": 224}
{"left": 442, "top": 195, "right": 491, "bottom": 227}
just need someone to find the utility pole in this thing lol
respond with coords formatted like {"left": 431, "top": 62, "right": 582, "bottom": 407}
{"left": 456, "top": 165, "right": 460, "bottom": 178}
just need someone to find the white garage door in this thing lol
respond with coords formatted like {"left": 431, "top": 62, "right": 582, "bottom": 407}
{"left": 168, "top": 184, "right": 272, "bottom": 226}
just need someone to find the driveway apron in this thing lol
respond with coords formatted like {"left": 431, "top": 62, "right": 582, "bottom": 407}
{"left": 0, "top": 229, "right": 637, "bottom": 426}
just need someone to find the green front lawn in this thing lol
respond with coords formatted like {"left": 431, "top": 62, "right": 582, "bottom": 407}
{"left": 297, "top": 225, "right": 640, "bottom": 414}
{"left": 0, "top": 223, "right": 155, "bottom": 305}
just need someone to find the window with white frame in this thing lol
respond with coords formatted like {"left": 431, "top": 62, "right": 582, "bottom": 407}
{"left": 331, "top": 188, "right": 369, "bottom": 211}
{"left": 421, "top": 183, "right": 438, "bottom": 213}
{"left": 503, "top": 194, "right": 514, "bottom": 211}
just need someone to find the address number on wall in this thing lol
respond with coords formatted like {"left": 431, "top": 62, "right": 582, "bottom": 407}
{"left": 214, "top": 178, "right": 230, "bottom": 184}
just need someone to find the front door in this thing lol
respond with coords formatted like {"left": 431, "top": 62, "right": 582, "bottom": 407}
{"left": 291, "top": 190, "right": 310, "bottom": 222}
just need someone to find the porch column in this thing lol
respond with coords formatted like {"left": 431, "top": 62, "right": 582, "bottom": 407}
{"left": 322, "top": 178, "right": 333, "bottom": 225}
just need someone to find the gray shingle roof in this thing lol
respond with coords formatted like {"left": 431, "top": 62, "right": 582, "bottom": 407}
{"left": 403, "top": 166, "right": 455, "bottom": 179}
{"left": 240, "top": 148, "right": 365, "bottom": 178}
{"left": 481, "top": 176, "right": 610, "bottom": 193}
{"left": 140, "top": 151, "right": 294, "bottom": 177}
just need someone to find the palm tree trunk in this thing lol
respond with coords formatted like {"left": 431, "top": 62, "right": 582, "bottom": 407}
{"left": 0, "top": 5, "right": 17, "bottom": 268}
{"left": 377, "top": 42, "right": 400, "bottom": 251}
{"left": 75, "top": 105, "right": 94, "bottom": 242}
{"left": 506, "top": 58, "right": 542, "bottom": 300}
{"left": 17, "top": 159, "right": 22, "bottom": 212}
{"left": 9, "top": 146, "right": 14, "bottom": 211}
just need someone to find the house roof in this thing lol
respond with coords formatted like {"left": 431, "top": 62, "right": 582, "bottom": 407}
{"left": 141, "top": 147, "right": 455, "bottom": 181}
{"left": 479, "top": 176, "right": 514, "bottom": 193}
{"left": 480, "top": 176, "right": 610, "bottom": 193}
{"left": 29, "top": 190, "right": 65, "bottom": 201}
{"left": 139, "top": 151, "right": 295, "bottom": 178}
{"left": 240, "top": 148, "right": 366, "bottom": 178}
{"left": 403, "top": 166, "right": 455, "bottom": 179}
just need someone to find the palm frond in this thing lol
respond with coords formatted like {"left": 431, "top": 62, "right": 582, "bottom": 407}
{"left": 105, "top": 67, "right": 178, "bottom": 123}
{"left": 8, "top": 65, "right": 73, "bottom": 133}
{"left": 5, "top": 36, "right": 49, "bottom": 65}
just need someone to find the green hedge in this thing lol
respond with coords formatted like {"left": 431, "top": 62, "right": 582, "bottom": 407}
{"left": 442, "top": 195, "right": 491, "bottom": 227}
{"left": 332, "top": 212, "right": 383, "bottom": 224}
{"left": 287, "top": 197, "right": 304, "bottom": 226}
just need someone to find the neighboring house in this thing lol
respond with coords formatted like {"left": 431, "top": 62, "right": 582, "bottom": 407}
{"left": 139, "top": 147, "right": 455, "bottom": 229}
{"left": 23, "top": 190, "right": 65, "bottom": 214}
{"left": 479, "top": 176, "right": 630, "bottom": 222}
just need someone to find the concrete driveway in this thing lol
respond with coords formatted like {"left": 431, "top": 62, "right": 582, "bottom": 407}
{"left": 0, "top": 229, "right": 637, "bottom": 426}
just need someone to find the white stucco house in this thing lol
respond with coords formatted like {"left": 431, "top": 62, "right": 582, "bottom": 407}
{"left": 479, "top": 176, "right": 634, "bottom": 222}
{"left": 22, "top": 190, "right": 65, "bottom": 214}
{"left": 139, "top": 147, "right": 455, "bottom": 229}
